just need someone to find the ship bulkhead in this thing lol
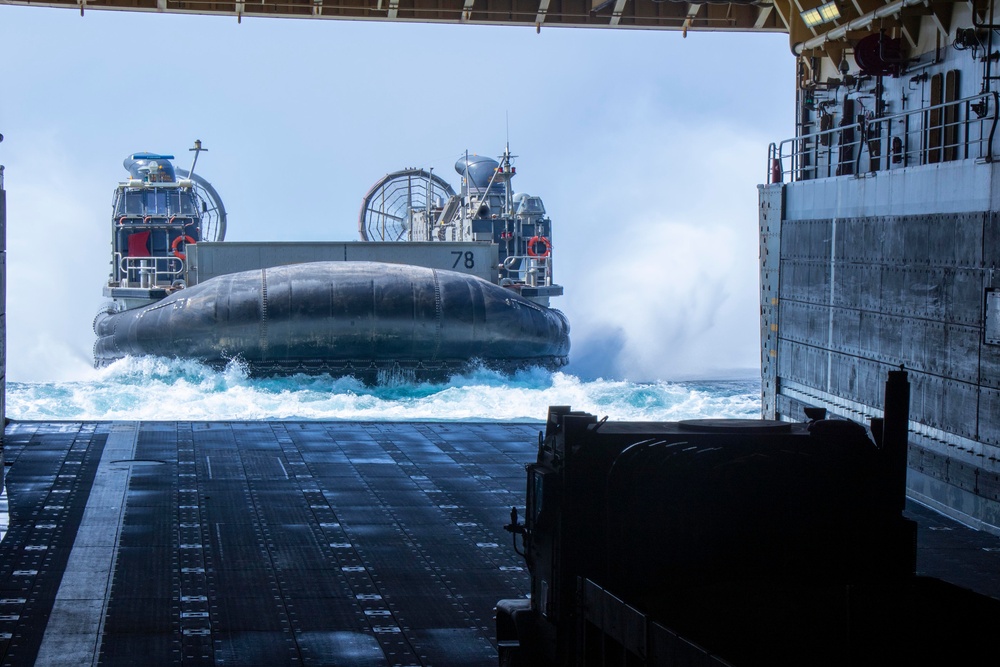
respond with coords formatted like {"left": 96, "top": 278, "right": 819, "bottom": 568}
{"left": 762, "top": 4, "right": 1000, "bottom": 532}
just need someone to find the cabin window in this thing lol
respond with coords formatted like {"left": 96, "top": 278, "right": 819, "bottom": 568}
{"left": 179, "top": 192, "right": 198, "bottom": 215}
{"left": 116, "top": 192, "right": 144, "bottom": 216}
{"left": 145, "top": 191, "right": 169, "bottom": 216}
{"left": 517, "top": 197, "right": 546, "bottom": 216}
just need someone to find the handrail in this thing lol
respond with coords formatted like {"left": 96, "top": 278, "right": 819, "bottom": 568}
{"left": 115, "top": 253, "right": 184, "bottom": 288}
{"left": 502, "top": 254, "right": 554, "bottom": 288}
{"left": 769, "top": 91, "right": 1000, "bottom": 184}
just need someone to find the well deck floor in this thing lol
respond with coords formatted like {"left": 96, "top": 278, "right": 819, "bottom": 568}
{"left": 0, "top": 420, "right": 996, "bottom": 666}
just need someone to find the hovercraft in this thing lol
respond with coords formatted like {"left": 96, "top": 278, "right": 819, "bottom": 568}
{"left": 94, "top": 142, "right": 570, "bottom": 381}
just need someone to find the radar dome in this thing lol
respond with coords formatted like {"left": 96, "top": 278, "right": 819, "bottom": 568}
{"left": 455, "top": 154, "right": 500, "bottom": 190}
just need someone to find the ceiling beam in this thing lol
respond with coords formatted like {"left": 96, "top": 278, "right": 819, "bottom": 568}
{"left": 850, "top": 0, "right": 885, "bottom": 18}
{"left": 682, "top": 3, "right": 702, "bottom": 35}
{"left": 535, "top": 0, "right": 551, "bottom": 29}
{"left": 929, "top": 0, "right": 954, "bottom": 38}
{"left": 755, "top": 3, "right": 775, "bottom": 28}
{"left": 609, "top": 0, "right": 628, "bottom": 25}
{"left": 899, "top": 10, "right": 921, "bottom": 48}
{"left": 0, "top": 0, "right": 811, "bottom": 31}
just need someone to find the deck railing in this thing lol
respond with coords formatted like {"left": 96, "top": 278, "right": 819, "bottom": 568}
{"left": 768, "top": 91, "right": 1000, "bottom": 183}
{"left": 115, "top": 253, "right": 184, "bottom": 288}
{"left": 501, "top": 254, "right": 554, "bottom": 288}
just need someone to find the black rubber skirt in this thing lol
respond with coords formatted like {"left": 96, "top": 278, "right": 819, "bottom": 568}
{"left": 94, "top": 261, "right": 570, "bottom": 380}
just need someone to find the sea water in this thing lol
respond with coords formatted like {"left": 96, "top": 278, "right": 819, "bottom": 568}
{"left": 6, "top": 356, "right": 761, "bottom": 422}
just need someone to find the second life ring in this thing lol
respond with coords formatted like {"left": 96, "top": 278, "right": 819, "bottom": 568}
{"left": 526, "top": 235, "right": 551, "bottom": 258}
{"left": 171, "top": 235, "right": 196, "bottom": 261}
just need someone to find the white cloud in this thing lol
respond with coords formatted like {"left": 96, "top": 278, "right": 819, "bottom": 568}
{"left": 552, "top": 114, "right": 772, "bottom": 380}
{"left": 4, "top": 133, "right": 108, "bottom": 381}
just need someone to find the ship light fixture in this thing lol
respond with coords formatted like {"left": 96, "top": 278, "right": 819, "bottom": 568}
{"left": 801, "top": 1, "right": 840, "bottom": 27}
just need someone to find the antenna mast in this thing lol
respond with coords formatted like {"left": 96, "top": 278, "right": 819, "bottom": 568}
{"left": 188, "top": 139, "right": 207, "bottom": 178}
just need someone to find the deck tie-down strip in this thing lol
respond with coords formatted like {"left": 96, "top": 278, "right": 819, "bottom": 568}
{"left": 34, "top": 422, "right": 139, "bottom": 666}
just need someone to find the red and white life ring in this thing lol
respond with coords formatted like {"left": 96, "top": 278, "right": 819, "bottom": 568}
{"left": 526, "top": 235, "right": 551, "bottom": 258}
{"left": 171, "top": 235, "right": 196, "bottom": 261}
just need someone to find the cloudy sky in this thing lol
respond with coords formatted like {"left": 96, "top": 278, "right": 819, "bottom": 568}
{"left": 0, "top": 6, "right": 794, "bottom": 382}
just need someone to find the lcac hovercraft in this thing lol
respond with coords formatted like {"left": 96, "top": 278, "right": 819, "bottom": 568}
{"left": 94, "top": 143, "right": 569, "bottom": 382}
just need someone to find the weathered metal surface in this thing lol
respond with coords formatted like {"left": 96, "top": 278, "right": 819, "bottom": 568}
{"left": 767, "top": 149, "right": 1000, "bottom": 528}
{"left": 0, "top": 420, "right": 540, "bottom": 666}
{"left": 777, "top": 210, "right": 991, "bottom": 443}
{"left": 980, "top": 386, "right": 1000, "bottom": 446}
{"left": 987, "top": 291, "right": 1000, "bottom": 345}
{"left": 758, "top": 184, "right": 783, "bottom": 419}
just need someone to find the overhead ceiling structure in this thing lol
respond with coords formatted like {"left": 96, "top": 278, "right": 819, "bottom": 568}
{"left": 0, "top": 0, "right": 974, "bottom": 70}
{"left": 0, "top": 0, "right": 784, "bottom": 33}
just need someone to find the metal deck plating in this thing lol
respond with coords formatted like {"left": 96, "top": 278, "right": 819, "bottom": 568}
{"left": 0, "top": 420, "right": 997, "bottom": 666}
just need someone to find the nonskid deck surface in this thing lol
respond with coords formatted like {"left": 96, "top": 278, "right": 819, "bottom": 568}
{"left": 0, "top": 421, "right": 997, "bottom": 666}
{"left": 0, "top": 421, "right": 536, "bottom": 666}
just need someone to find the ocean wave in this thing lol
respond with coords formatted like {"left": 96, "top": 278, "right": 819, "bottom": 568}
{"left": 6, "top": 355, "right": 761, "bottom": 422}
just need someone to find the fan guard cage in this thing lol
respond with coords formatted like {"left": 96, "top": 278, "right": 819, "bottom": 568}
{"left": 358, "top": 168, "right": 456, "bottom": 242}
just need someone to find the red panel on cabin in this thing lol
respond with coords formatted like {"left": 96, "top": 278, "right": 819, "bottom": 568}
{"left": 128, "top": 231, "right": 151, "bottom": 257}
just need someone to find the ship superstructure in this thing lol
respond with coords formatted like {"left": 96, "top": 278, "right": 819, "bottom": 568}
{"left": 762, "top": 3, "right": 1000, "bottom": 533}
{"left": 359, "top": 147, "right": 563, "bottom": 307}
{"left": 94, "top": 145, "right": 570, "bottom": 379}
{"left": 103, "top": 145, "right": 227, "bottom": 312}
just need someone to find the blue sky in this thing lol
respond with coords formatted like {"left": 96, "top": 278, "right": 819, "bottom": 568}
{"left": 0, "top": 6, "right": 794, "bottom": 381}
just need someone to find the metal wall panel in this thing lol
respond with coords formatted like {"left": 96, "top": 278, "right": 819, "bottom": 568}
{"left": 777, "top": 300, "right": 828, "bottom": 347}
{"left": 946, "top": 268, "right": 985, "bottom": 326}
{"left": 776, "top": 340, "right": 828, "bottom": 395}
{"left": 985, "top": 291, "right": 1000, "bottom": 345}
{"left": 776, "top": 392, "right": 812, "bottom": 422}
{"left": 775, "top": 206, "right": 996, "bottom": 467}
{"left": 949, "top": 213, "right": 985, "bottom": 267}
{"left": 831, "top": 306, "right": 862, "bottom": 356}
{"left": 773, "top": 164, "right": 1000, "bottom": 530}
{"left": 782, "top": 162, "right": 995, "bottom": 220}
{"left": 779, "top": 306, "right": 979, "bottom": 386}
{"left": 909, "top": 373, "right": 981, "bottom": 441}
{"left": 826, "top": 354, "right": 884, "bottom": 409}
{"left": 874, "top": 213, "right": 985, "bottom": 268}
{"left": 986, "top": 212, "right": 1000, "bottom": 269}
{"left": 980, "top": 387, "right": 1000, "bottom": 446}
{"left": 834, "top": 217, "right": 881, "bottom": 264}
{"left": 779, "top": 260, "right": 831, "bottom": 303}
{"left": 831, "top": 261, "right": 874, "bottom": 311}
{"left": 984, "top": 313, "right": 1000, "bottom": 390}
{"left": 188, "top": 242, "right": 499, "bottom": 285}
{"left": 874, "top": 270, "right": 979, "bottom": 325}
{"left": 758, "top": 184, "right": 783, "bottom": 419}
{"left": 781, "top": 218, "right": 832, "bottom": 260}
{"left": 984, "top": 211, "right": 1000, "bottom": 394}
